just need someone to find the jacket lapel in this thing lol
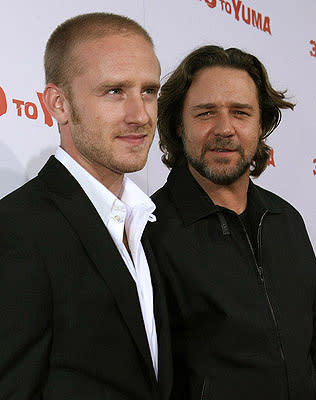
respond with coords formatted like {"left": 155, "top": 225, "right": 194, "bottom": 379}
{"left": 142, "top": 234, "right": 173, "bottom": 398}
{"left": 38, "top": 156, "right": 156, "bottom": 381}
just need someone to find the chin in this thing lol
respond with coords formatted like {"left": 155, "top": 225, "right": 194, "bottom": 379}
{"left": 125, "top": 163, "right": 147, "bottom": 173}
{"left": 114, "top": 159, "right": 147, "bottom": 174}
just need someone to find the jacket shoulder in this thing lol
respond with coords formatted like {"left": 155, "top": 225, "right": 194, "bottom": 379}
{"left": 253, "top": 183, "right": 310, "bottom": 237}
{"left": 254, "top": 183, "right": 302, "bottom": 215}
{"left": 152, "top": 184, "right": 178, "bottom": 216}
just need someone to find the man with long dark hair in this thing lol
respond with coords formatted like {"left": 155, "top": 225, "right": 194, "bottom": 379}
{"left": 147, "top": 45, "right": 316, "bottom": 399}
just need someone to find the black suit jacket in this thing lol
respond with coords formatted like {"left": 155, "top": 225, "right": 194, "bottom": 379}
{"left": 0, "top": 156, "right": 172, "bottom": 400}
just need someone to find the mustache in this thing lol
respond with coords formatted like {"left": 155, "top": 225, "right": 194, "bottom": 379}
{"left": 117, "top": 126, "right": 152, "bottom": 136}
{"left": 203, "top": 138, "right": 242, "bottom": 152}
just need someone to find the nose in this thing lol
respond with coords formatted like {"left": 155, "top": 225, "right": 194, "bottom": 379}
{"left": 213, "top": 112, "right": 235, "bottom": 137}
{"left": 124, "top": 94, "right": 151, "bottom": 126}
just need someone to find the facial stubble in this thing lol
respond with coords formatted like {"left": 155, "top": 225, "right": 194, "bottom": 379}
{"left": 68, "top": 98, "right": 153, "bottom": 174}
{"left": 182, "top": 129, "right": 259, "bottom": 186}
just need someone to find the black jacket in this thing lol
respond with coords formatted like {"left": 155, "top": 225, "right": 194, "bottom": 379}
{"left": 0, "top": 157, "right": 172, "bottom": 400}
{"left": 147, "top": 165, "right": 316, "bottom": 400}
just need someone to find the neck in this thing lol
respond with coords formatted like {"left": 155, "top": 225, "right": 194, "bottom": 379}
{"left": 78, "top": 157, "right": 124, "bottom": 198}
{"left": 188, "top": 164, "right": 250, "bottom": 215}
{"left": 60, "top": 148, "right": 124, "bottom": 198}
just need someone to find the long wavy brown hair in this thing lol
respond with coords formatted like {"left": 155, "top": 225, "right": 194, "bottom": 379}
{"left": 158, "top": 46, "right": 295, "bottom": 177}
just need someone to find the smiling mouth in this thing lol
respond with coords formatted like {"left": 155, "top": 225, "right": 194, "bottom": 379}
{"left": 117, "top": 134, "right": 147, "bottom": 145}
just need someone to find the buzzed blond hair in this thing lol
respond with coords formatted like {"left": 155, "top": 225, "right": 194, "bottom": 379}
{"left": 44, "top": 12, "right": 153, "bottom": 90}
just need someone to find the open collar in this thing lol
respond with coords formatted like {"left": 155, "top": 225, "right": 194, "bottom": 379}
{"left": 165, "top": 165, "right": 281, "bottom": 227}
{"left": 38, "top": 156, "right": 159, "bottom": 385}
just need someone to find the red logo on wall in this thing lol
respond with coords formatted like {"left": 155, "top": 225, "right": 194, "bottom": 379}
{"left": 0, "top": 86, "right": 7, "bottom": 116}
{"left": 310, "top": 40, "right": 316, "bottom": 58}
{"left": 0, "top": 85, "right": 53, "bottom": 127}
{"left": 267, "top": 148, "right": 276, "bottom": 168}
{"left": 199, "top": 0, "right": 272, "bottom": 35}
{"left": 205, "top": 0, "right": 217, "bottom": 8}
{"left": 313, "top": 159, "right": 316, "bottom": 175}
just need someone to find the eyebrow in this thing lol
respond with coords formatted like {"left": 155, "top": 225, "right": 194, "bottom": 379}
{"left": 94, "top": 80, "right": 160, "bottom": 92}
{"left": 190, "top": 102, "right": 255, "bottom": 112}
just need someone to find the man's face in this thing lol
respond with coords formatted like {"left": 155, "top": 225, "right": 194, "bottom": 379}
{"left": 181, "top": 66, "right": 262, "bottom": 186}
{"left": 63, "top": 33, "right": 160, "bottom": 176}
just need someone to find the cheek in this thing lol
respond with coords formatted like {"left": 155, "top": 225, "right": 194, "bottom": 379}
{"left": 90, "top": 107, "right": 118, "bottom": 128}
{"left": 243, "top": 131, "right": 261, "bottom": 153}
{"left": 146, "top": 102, "right": 158, "bottom": 122}
{"left": 188, "top": 128, "right": 209, "bottom": 147}
{"left": 184, "top": 134, "right": 204, "bottom": 157}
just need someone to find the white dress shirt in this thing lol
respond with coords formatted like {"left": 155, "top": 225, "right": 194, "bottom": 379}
{"left": 55, "top": 147, "right": 158, "bottom": 378}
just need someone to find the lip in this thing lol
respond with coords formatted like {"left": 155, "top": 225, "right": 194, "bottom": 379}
{"left": 117, "top": 134, "right": 147, "bottom": 145}
{"left": 211, "top": 148, "right": 236, "bottom": 154}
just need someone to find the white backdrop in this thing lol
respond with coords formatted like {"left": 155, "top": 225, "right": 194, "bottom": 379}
{"left": 1, "top": 0, "right": 315, "bottom": 250}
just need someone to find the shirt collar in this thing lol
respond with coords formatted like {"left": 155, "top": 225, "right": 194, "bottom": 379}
{"left": 55, "top": 147, "right": 156, "bottom": 226}
{"left": 165, "top": 165, "right": 280, "bottom": 227}
{"left": 165, "top": 164, "right": 218, "bottom": 226}
{"left": 121, "top": 175, "right": 156, "bottom": 217}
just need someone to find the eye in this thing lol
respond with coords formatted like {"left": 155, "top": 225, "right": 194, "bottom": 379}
{"left": 142, "top": 88, "right": 159, "bottom": 96}
{"left": 107, "top": 88, "right": 122, "bottom": 95}
{"left": 234, "top": 110, "right": 249, "bottom": 116}
{"left": 196, "top": 111, "right": 213, "bottom": 118}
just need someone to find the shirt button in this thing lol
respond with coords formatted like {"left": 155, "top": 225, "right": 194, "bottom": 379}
{"left": 114, "top": 215, "right": 121, "bottom": 223}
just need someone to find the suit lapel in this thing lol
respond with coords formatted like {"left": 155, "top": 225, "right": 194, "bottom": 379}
{"left": 38, "top": 157, "right": 156, "bottom": 381}
{"left": 142, "top": 234, "right": 173, "bottom": 398}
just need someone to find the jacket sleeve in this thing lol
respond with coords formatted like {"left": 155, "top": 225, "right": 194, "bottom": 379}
{"left": 0, "top": 228, "right": 52, "bottom": 399}
{"left": 311, "top": 290, "right": 316, "bottom": 400}
{"left": 312, "top": 288, "right": 316, "bottom": 364}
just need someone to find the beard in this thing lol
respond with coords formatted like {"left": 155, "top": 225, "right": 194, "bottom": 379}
{"left": 183, "top": 136, "right": 257, "bottom": 186}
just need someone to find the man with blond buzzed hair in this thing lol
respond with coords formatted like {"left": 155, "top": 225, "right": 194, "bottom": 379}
{"left": 0, "top": 12, "right": 172, "bottom": 400}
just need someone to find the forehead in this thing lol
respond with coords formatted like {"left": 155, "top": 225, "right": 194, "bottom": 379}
{"left": 69, "top": 33, "right": 160, "bottom": 84}
{"left": 185, "top": 66, "right": 259, "bottom": 106}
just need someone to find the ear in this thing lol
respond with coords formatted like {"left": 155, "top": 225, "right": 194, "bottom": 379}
{"left": 43, "top": 83, "right": 70, "bottom": 125}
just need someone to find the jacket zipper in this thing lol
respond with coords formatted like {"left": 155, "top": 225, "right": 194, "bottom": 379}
{"left": 242, "top": 211, "right": 290, "bottom": 400}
